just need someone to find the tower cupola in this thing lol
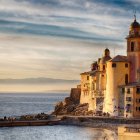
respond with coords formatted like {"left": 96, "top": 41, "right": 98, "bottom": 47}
{"left": 104, "top": 48, "right": 110, "bottom": 57}
{"left": 129, "top": 14, "right": 140, "bottom": 38}
{"left": 130, "top": 18, "right": 140, "bottom": 30}
{"left": 99, "top": 48, "right": 111, "bottom": 65}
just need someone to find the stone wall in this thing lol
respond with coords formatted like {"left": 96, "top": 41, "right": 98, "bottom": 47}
{"left": 70, "top": 88, "right": 81, "bottom": 104}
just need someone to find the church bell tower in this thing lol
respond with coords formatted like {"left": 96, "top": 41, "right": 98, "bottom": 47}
{"left": 126, "top": 14, "right": 140, "bottom": 83}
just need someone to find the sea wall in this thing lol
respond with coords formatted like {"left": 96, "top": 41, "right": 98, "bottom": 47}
{"left": 58, "top": 116, "right": 140, "bottom": 134}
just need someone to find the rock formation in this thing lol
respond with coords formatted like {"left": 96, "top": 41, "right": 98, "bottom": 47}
{"left": 52, "top": 88, "right": 93, "bottom": 116}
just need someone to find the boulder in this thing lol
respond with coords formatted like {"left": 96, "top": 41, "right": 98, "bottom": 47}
{"left": 63, "top": 97, "right": 74, "bottom": 106}
{"left": 66, "top": 105, "right": 75, "bottom": 113}
{"left": 53, "top": 101, "right": 64, "bottom": 115}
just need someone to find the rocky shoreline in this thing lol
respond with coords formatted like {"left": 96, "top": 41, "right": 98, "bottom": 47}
{"left": 52, "top": 89, "right": 94, "bottom": 116}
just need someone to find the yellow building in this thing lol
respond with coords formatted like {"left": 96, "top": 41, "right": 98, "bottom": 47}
{"left": 104, "top": 55, "right": 130, "bottom": 116}
{"left": 78, "top": 16, "right": 140, "bottom": 118}
{"left": 80, "top": 72, "right": 95, "bottom": 111}
{"left": 80, "top": 49, "right": 111, "bottom": 113}
{"left": 118, "top": 127, "right": 140, "bottom": 140}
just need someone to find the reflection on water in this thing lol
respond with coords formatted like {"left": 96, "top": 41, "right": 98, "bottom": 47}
{"left": 0, "top": 125, "right": 116, "bottom": 140}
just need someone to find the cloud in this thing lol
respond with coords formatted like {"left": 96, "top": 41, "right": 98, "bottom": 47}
{"left": 0, "top": 77, "right": 79, "bottom": 84}
{"left": 0, "top": 33, "right": 125, "bottom": 70}
{"left": 0, "top": 19, "right": 123, "bottom": 42}
{"left": 0, "top": 0, "right": 136, "bottom": 92}
{"left": 0, "top": 0, "right": 135, "bottom": 41}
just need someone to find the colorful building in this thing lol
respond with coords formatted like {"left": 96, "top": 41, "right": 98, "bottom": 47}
{"left": 78, "top": 16, "right": 140, "bottom": 118}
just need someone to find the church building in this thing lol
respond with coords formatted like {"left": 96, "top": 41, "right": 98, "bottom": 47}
{"left": 79, "top": 16, "right": 140, "bottom": 118}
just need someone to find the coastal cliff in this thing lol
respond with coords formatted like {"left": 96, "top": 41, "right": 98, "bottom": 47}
{"left": 52, "top": 88, "right": 93, "bottom": 116}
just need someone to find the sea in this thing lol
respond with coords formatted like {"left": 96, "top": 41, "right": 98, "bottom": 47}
{"left": 0, "top": 93, "right": 116, "bottom": 140}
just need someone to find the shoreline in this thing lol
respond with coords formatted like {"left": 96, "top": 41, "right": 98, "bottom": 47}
{"left": 0, "top": 115, "right": 139, "bottom": 134}
{"left": 58, "top": 116, "right": 140, "bottom": 134}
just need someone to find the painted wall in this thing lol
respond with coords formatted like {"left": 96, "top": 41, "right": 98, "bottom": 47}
{"left": 118, "top": 127, "right": 140, "bottom": 140}
{"left": 127, "top": 37, "right": 140, "bottom": 83}
{"left": 133, "top": 87, "right": 140, "bottom": 117}
{"left": 104, "top": 61, "right": 129, "bottom": 116}
{"left": 124, "top": 87, "right": 134, "bottom": 118}
{"left": 80, "top": 74, "right": 94, "bottom": 110}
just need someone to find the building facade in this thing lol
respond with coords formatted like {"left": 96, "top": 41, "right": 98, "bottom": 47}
{"left": 78, "top": 17, "right": 140, "bottom": 118}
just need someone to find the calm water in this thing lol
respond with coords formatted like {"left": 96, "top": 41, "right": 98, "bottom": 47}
{"left": 0, "top": 93, "right": 68, "bottom": 117}
{"left": 0, "top": 93, "right": 116, "bottom": 140}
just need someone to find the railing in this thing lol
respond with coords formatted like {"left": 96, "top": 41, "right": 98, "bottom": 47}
{"left": 125, "top": 127, "right": 140, "bottom": 133}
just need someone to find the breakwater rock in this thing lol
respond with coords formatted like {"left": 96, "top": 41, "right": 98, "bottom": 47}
{"left": 52, "top": 88, "right": 94, "bottom": 116}
{"left": 52, "top": 100, "right": 93, "bottom": 116}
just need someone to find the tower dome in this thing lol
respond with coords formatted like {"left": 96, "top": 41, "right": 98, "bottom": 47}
{"left": 100, "top": 48, "right": 111, "bottom": 64}
{"left": 104, "top": 48, "right": 110, "bottom": 56}
{"left": 130, "top": 19, "right": 140, "bottom": 30}
{"left": 130, "top": 14, "right": 140, "bottom": 30}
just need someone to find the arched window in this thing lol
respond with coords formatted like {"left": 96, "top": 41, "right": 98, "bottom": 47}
{"left": 125, "top": 74, "right": 128, "bottom": 85}
{"left": 131, "top": 42, "right": 135, "bottom": 52}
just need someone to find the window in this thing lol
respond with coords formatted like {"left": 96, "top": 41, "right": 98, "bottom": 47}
{"left": 131, "top": 42, "right": 135, "bottom": 52}
{"left": 103, "top": 65, "right": 105, "bottom": 70}
{"left": 125, "top": 74, "right": 128, "bottom": 85}
{"left": 136, "top": 107, "right": 140, "bottom": 111}
{"left": 112, "top": 63, "right": 116, "bottom": 68}
{"left": 122, "top": 88, "right": 125, "bottom": 93}
{"left": 136, "top": 99, "right": 140, "bottom": 103}
{"left": 126, "top": 97, "right": 131, "bottom": 101}
{"left": 87, "top": 76, "right": 89, "bottom": 80}
{"left": 126, "top": 104, "right": 131, "bottom": 112}
{"left": 125, "top": 63, "right": 128, "bottom": 68}
{"left": 127, "top": 88, "right": 130, "bottom": 94}
{"left": 127, "top": 104, "right": 131, "bottom": 107}
{"left": 137, "top": 88, "right": 140, "bottom": 94}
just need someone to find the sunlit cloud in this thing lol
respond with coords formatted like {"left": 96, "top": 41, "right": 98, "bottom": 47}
{"left": 0, "top": 0, "right": 138, "bottom": 92}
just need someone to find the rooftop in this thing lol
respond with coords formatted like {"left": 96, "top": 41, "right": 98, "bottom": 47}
{"left": 109, "top": 55, "right": 129, "bottom": 62}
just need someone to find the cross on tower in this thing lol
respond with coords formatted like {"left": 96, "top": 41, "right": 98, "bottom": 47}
{"left": 134, "top": 10, "right": 136, "bottom": 21}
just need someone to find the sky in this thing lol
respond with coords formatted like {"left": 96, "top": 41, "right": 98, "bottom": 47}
{"left": 0, "top": 0, "right": 139, "bottom": 93}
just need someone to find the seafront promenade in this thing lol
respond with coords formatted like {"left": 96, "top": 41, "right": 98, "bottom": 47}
{"left": 0, "top": 115, "right": 140, "bottom": 131}
{"left": 0, "top": 119, "right": 60, "bottom": 127}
